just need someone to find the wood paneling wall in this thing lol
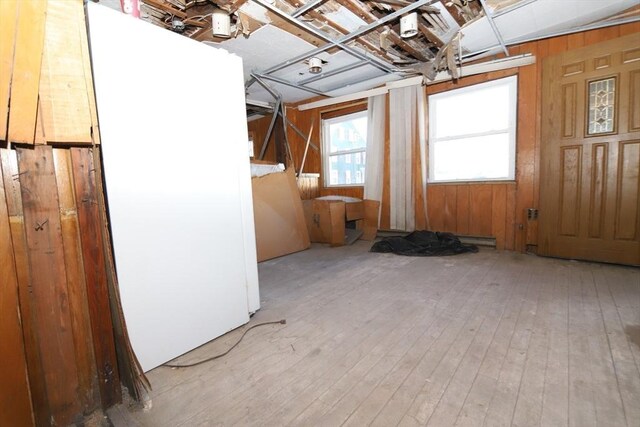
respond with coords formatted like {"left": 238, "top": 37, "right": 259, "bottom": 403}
{"left": 248, "top": 115, "right": 278, "bottom": 163}
{"left": 250, "top": 102, "right": 367, "bottom": 199}
{"left": 424, "top": 69, "right": 520, "bottom": 250}
{"left": 274, "top": 22, "right": 639, "bottom": 251}
{"left": 426, "top": 183, "right": 516, "bottom": 250}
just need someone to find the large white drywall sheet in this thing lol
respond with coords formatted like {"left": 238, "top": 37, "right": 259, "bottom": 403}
{"left": 87, "top": 4, "right": 259, "bottom": 371}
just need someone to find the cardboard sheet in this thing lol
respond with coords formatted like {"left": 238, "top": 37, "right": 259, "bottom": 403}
{"left": 362, "top": 199, "right": 381, "bottom": 241}
{"left": 303, "top": 199, "right": 346, "bottom": 246}
{"left": 304, "top": 197, "right": 380, "bottom": 245}
{"left": 316, "top": 195, "right": 364, "bottom": 221}
{"left": 252, "top": 167, "right": 310, "bottom": 261}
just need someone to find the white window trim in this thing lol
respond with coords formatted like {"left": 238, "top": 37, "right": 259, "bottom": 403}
{"left": 428, "top": 75, "right": 518, "bottom": 183}
{"left": 322, "top": 110, "right": 368, "bottom": 187}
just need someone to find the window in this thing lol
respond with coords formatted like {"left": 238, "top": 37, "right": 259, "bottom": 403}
{"left": 587, "top": 77, "right": 616, "bottom": 135}
{"left": 428, "top": 75, "right": 517, "bottom": 183}
{"left": 323, "top": 110, "right": 367, "bottom": 187}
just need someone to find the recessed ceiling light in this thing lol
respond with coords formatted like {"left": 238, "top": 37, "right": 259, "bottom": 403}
{"left": 308, "top": 57, "right": 323, "bottom": 74}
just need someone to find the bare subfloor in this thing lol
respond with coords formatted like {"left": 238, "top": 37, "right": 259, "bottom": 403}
{"left": 108, "top": 242, "right": 640, "bottom": 426}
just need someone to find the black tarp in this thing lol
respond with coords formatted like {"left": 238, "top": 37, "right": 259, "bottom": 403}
{"left": 370, "top": 231, "right": 478, "bottom": 256}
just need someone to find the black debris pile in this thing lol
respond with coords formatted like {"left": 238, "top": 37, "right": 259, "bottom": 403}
{"left": 370, "top": 231, "right": 478, "bottom": 256}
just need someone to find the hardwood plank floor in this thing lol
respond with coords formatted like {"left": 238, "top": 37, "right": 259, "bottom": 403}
{"left": 108, "top": 242, "right": 640, "bottom": 427}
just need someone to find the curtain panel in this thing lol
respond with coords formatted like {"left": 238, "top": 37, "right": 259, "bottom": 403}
{"left": 389, "top": 85, "right": 428, "bottom": 231}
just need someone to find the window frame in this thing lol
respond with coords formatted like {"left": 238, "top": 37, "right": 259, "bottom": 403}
{"left": 322, "top": 108, "right": 368, "bottom": 188}
{"left": 428, "top": 75, "right": 518, "bottom": 184}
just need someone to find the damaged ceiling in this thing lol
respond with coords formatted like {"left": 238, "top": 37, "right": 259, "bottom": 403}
{"left": 99, "top": 0, "right": 639, "bottom": 105}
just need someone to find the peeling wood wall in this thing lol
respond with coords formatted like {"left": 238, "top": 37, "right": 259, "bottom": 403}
{"left": 255, "top": 22, "right": 640, "bottom": 251}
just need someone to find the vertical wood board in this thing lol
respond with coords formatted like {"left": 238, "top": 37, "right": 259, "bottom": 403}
{"left": 70, "top": 147, "right": 123, "bottom": 407}
{"left": 38, "top": 0, "right": 92, "bottom": 143}
{"left": 1, "top": 149, "right": 50, "bottom": 425}
{"left": 469, "top": 184, "right": 493, "bottom": 236}
{"left": 17, "top": 145, "right": 81, "bottom": 425}
{"left": 491, "top": 184, "right": 507, "bottom": 250}
{"left": 0, "top": 0, "right": 18, "bottom": 141}
{"left": 456, "top": 185, "right": 470, "bottom": 235}
{"left": 0, "top": 150, "right": 34, "bottom": 427}
{"left": 52, "top": 148, "right": 100, "bottom": 411}
{"left": 7, "top": 0, "right": 47, "bottom": 143}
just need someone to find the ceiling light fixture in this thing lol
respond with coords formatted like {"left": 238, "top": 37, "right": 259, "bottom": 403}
{"left": 171, "top": 19, "right": 186, "bottom": 33}
{"left": 308, "top": 57, "right": 323, "bottom": 74}
{"left": 212, "top": 10, "right": 231, "bottom": 38}
{"left": 400, "top": 12, "right": 418, "bottom": 38}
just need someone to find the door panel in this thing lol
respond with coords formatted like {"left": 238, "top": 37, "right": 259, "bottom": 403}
{"left": 588, "top": 143, "right": 607, "bottom": 238}
{"left": 539, "top": 34, "right": 640, "bottom": 265}
{"left": 616, "top": 140, "right": 639, "bottom": 240}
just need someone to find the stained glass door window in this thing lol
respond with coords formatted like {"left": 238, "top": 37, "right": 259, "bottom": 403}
{"left": 587, "top": 77, "right": 616, "bottom": 135}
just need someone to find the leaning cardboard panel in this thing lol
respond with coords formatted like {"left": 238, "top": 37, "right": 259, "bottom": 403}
{"left": 252, "top": 167, "right": 311, "bottom": 261}
{"left": 362, "top": 199, "right": 380, "bottom": 241}
{"left": 303, "top": 199, "right": 346, "bottom": 246}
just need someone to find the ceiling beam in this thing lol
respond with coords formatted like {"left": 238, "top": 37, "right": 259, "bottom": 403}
{"left": 141, "top": 0, "right": 187, "bottom": 18}
{"left": 255, "top": 0, "right": 438, "bottom": 78}
{"left": 478, "top": 0, "right": 509, "bottom": 56}
{"left": 441, "top": 1, "right": 466, "bottom": 26}
{"left": 333, "top": 0, "right": 433, "bottom": 61}
{"left": 282, "top": 0, "right": 394, "bottom": 61}
{"left": 418, "top": 22, "right": 443, "bottom": 47}
{"left": 254, "top": 73, "right": 329, "bottom": 96}
{"left": 298, "top": 60, "right": 369, "bottom": 85}
{"left": 366, "top": 0, "right": 440, "bottom": 14}
{"left": 299, "top": 53, "right": 536, "bottom": 111}
{"left": 251, "top": 0, "right": 395, "bottom": 73}
{"left": 291, "top": 0, "right": 327, "bottom": 17}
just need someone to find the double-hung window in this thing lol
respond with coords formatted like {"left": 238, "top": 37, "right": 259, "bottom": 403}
{"left": 322, "top": 110, "right": 367, "bottom": 187}
{"left": 428, "top": 75, "right": 518, "bottom": 183}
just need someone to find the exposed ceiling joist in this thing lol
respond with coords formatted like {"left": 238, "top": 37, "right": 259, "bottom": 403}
{"left": 125, "top": 0, "right": 638, "bottom": 104}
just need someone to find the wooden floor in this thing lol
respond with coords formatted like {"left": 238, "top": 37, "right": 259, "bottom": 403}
{"left": 108, "top": 242, "right": 640, "bottom": 427}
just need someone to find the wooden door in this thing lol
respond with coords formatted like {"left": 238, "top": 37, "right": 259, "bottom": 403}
{"left": 539, "top": 33, "right": 640, "bottom": 265}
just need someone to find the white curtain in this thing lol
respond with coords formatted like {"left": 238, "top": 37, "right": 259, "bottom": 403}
{"left": 417, "top": 87, "right": 429, "bottom": 229}
{"left": 389, "top": 85, "right": 427, "bottom": 231}
{"left": 364, "top": 94, "right": 386, "bottom": 223}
